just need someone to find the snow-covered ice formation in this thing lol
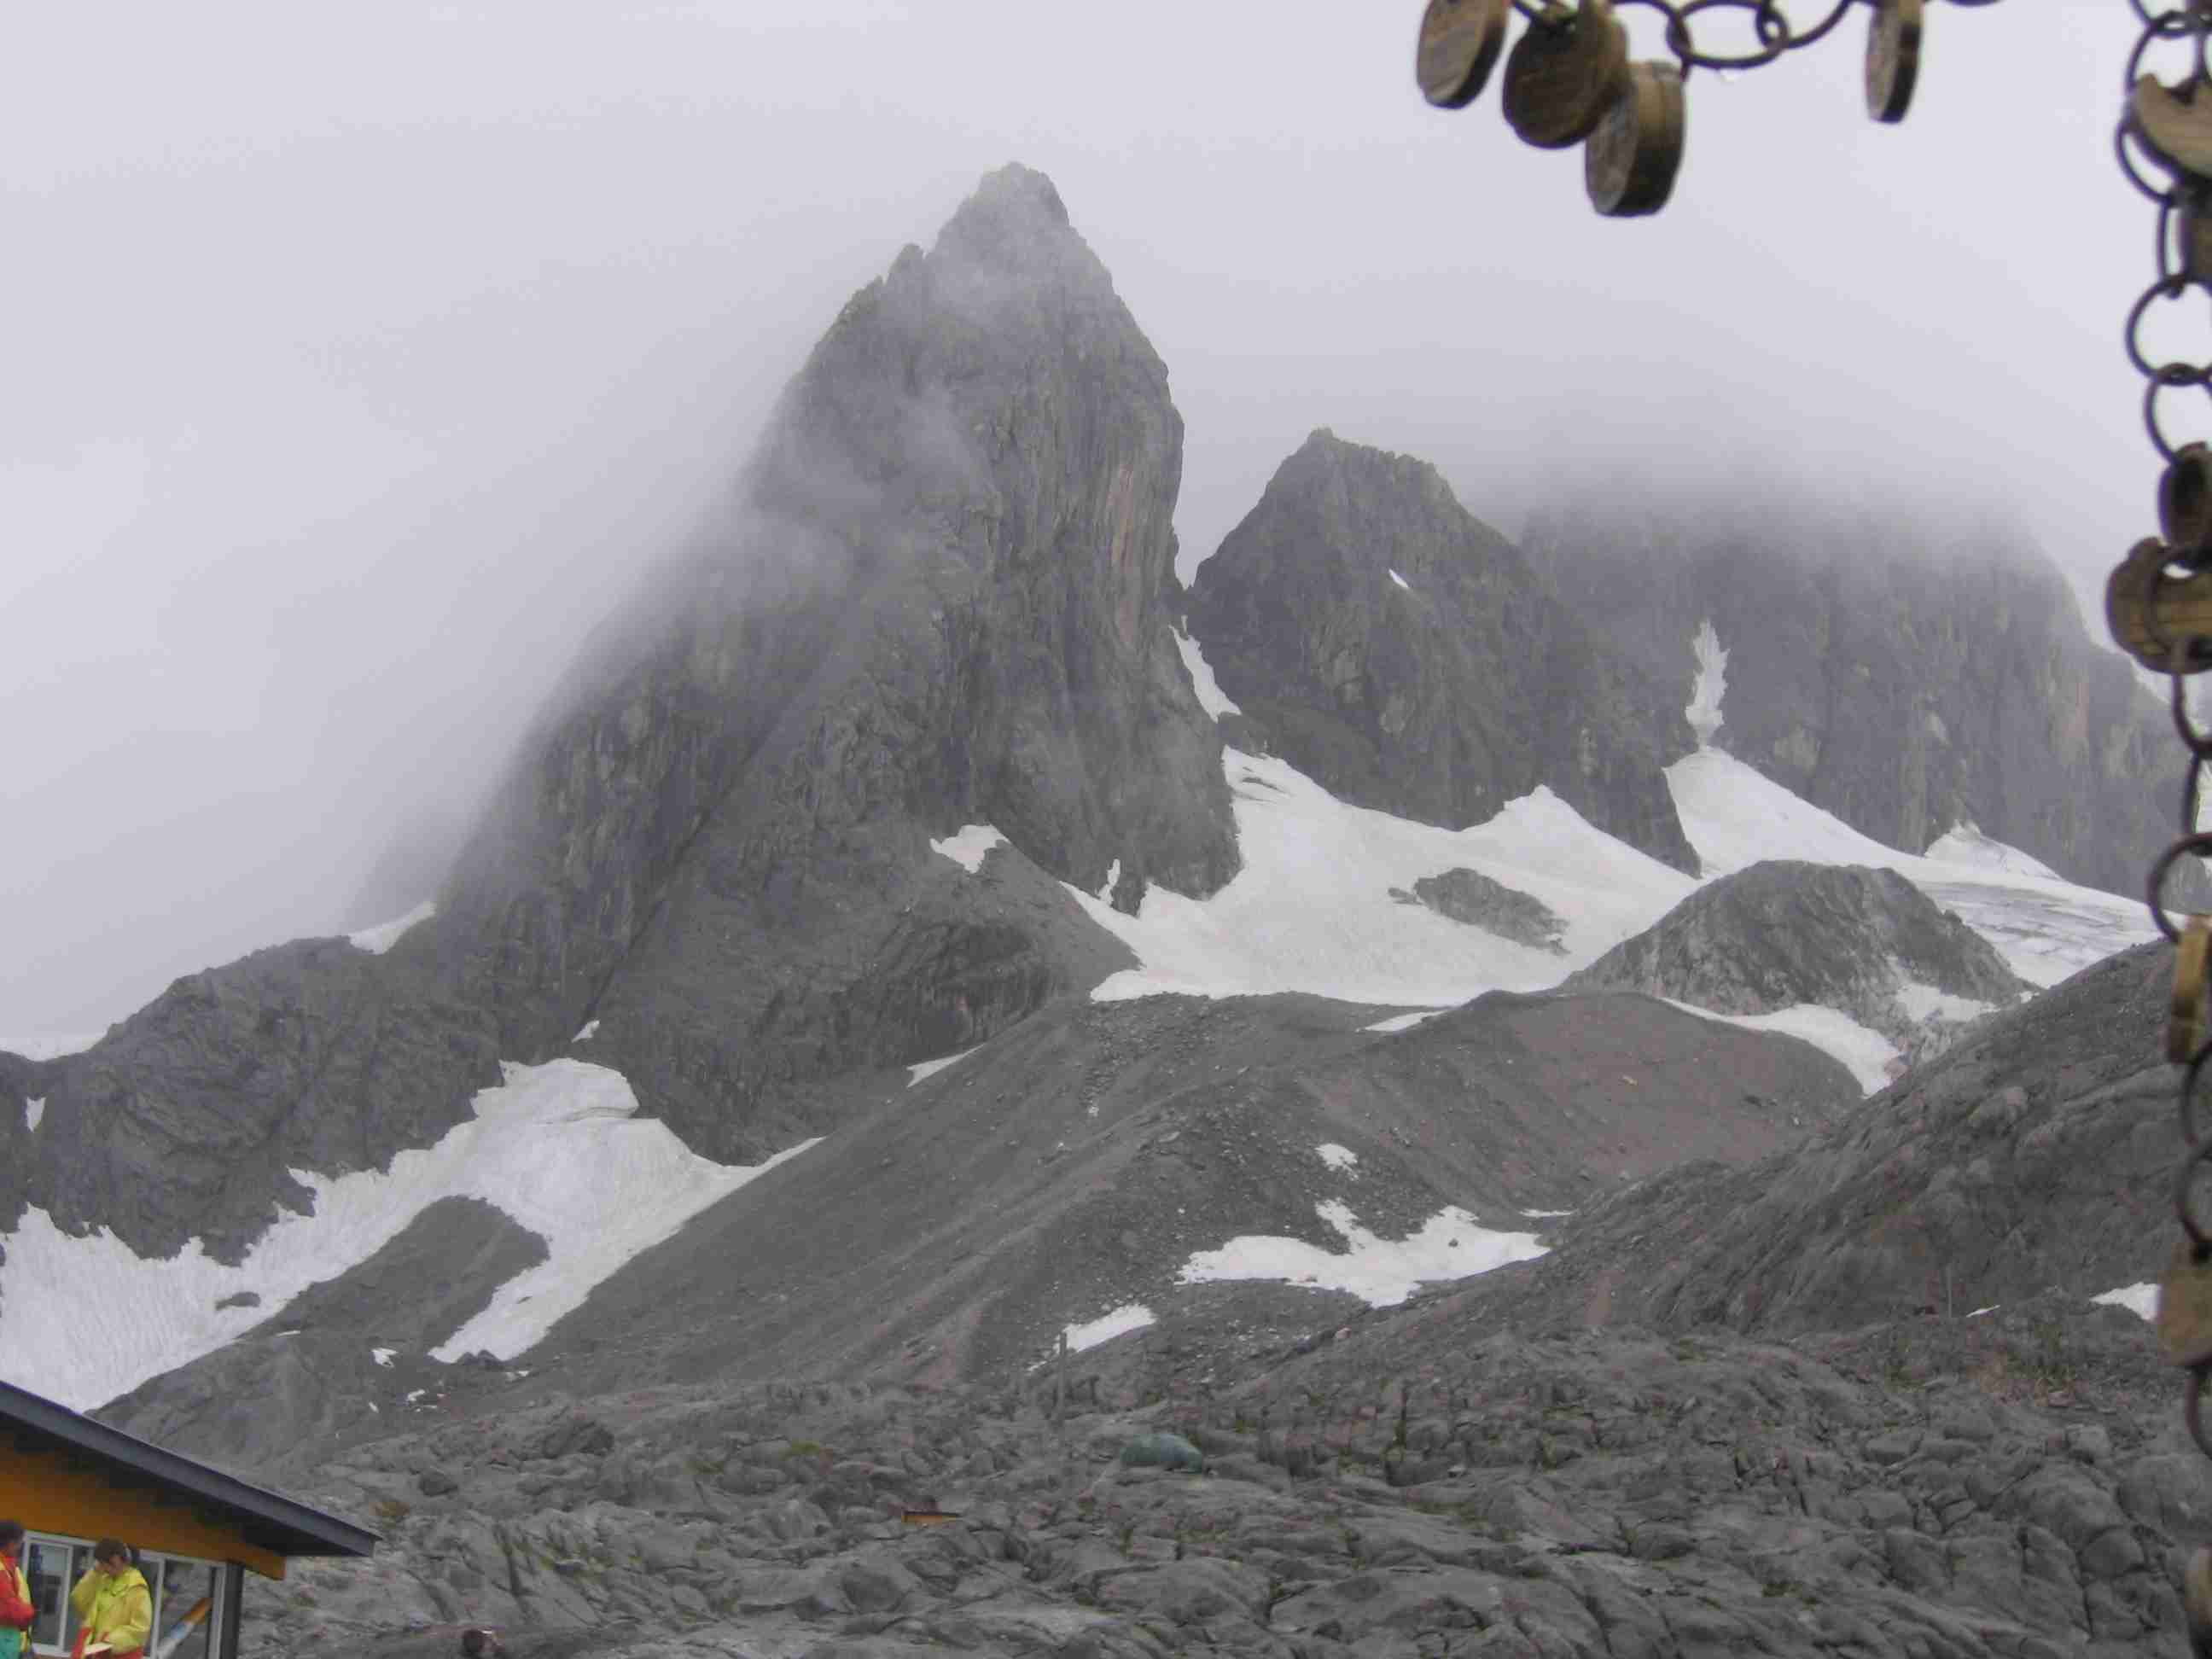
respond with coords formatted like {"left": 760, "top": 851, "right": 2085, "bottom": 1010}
{"left": 349, "top": 900, "right": 435, "bottom": 956}
{"left": 1179, "top": 1201, "right": 1547, "bottom": 1307}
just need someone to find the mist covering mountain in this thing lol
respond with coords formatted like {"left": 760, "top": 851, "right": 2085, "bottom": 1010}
{"left": 3, "top": 166, "right": 2205, "bottom": 1659}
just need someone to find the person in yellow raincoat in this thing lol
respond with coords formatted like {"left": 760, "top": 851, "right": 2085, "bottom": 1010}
{"left": 69, "top": 1542, "right": 150, "bottom": 1659}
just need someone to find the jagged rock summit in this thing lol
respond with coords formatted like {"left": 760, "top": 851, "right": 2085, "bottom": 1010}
{"left": 1568, "top": 858, "right": 2029, "bottom": 1061}
{"left": 1524, "top": 498, "right": 2186, "bottom": 899}
{"left": 1185, "top": 430, "right": 1699, "bottom": 871}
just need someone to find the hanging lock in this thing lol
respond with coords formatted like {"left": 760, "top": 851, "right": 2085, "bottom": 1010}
{"left": 2166, "top": 444, "right": 2212, "bottom": 562}
{"left": 2106, "top": 536, "right": 2212, "bottom": 674}
{"left": 1417, "top": 0, "right": 1511, "bottom": 109}
{"left": 1865, "top": 0, "right": 1922, "bottom": 125}
{"left": 2174, "top": 914, "right": 2212, "bottom": 1064}
{"left": 2189, "top": 1545, "right": 2212, "bottom": 1659}
{"left": 1586, "top": 62, "right": 1685, "bottom": 219}
{"left": 2160, "top": 1237, "right": 2212, "bottom": 1369}
{"left": 2133, "top": 75, "right": 2212, "bottom": 183}
{"left": 1502, "top": 0, "right": 1629, "bottom": 149}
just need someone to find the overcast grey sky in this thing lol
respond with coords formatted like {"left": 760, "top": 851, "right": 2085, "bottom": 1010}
{"left": 0, "top": 3, "right": 2168, "bottom": 1036}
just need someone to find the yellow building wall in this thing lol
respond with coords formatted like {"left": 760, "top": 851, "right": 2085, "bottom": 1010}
{"left": 0, "top": 1446, "right": 285, "bottom": 1580}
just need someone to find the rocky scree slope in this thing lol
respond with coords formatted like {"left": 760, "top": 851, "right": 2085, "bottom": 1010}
{"left": 1185, "top": 431, "right": 1698, "bottom": 874}
{"left": 1522, "top": 499, "right": 2187, "bottom": 902}
{"left": 239, "top": 1298, "right": 2209, "bottom": 1659}
{"left": 1439, "top": 939, "right": 2181, "bottom": 1341}
{"left": 1567, "top": 859, "right": 2029, "bottom": 1064}
{"left": 96, "top": 981, "right": 1857, "bottom": 1474}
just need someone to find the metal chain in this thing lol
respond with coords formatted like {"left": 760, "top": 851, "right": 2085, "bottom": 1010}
{"left": 2116, "top": 0, "right": 2212, "bottom": 1476}
{"left": 1506, "top": 0, "right": 1994, "bottom": 80}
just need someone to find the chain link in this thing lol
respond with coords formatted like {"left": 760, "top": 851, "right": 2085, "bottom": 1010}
{"left": 1505, "top": 0, "right": 1994, "bottom": 79}
{"left": 2120, "top": 0, "right": 2212, "bottom": 1467}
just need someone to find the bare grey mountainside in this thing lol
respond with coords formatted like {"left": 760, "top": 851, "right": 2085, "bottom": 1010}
{"left": 418, "top": 161, "right": 1239, "bottom": 1157}
{"left": 1567, "top": 859, "right": 2030, "bottom": 1060}
{"left": 1522, "top": 500, "right": 2192, "bottom": 901}
{"left": 1185, "top": 431, "right": 1699, "bottom": 872}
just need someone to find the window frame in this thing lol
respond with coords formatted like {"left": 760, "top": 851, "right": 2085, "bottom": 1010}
{"left": 21, "top": 1534, "right": 224, "bottom": 1659}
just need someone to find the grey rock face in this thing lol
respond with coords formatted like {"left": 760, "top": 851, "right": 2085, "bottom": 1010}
{"left": 4, "top": 940, "right": 501, "bottom": 1259}
{"left": 1567, "top": 859, "right": 2029, "bottom": 1059}
{"left": 1522, "top": 498, "right": 2189, "bottom": 900}
{"left": 1186, "top": 431, "right": 1698, "bottom": 871}
{"left": 1458, "top": 939, "right": 2180, "bottom": 1339}
{"left": 96, "top": 1196, "right": 545, "bottom": 1455}
{"left": 1388, "top": 868, "right": 1566, "bottom": 953}
{"left": 425, "top": 163, "right": 1235, "bottom": 1155}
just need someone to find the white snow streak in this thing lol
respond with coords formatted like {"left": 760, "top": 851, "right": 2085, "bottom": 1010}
{"left": 1098, "top": 859, "right": 1121, "bottom": 901}
{"left": 573, "top": 1021, "right": 600, "bottom": 1043}
{"left": 1315, "top": 1144, "right": 1359, "bottom": 1173}
{"left": 1068, "top": 750, "right": 1694, "bottom": 1006}
{"left": 1063, "top": 1303, "right": 1156, "bottom": 1353}
{"left": 0, "top": 1059, "right": 816, "bottom": 1408}
{"left": 1668, "top": 747, "right": 2154, "bottom": 988}
{"left": 371, "top": 1347, "right": 395, "bottom": 1368}
{"left": 1685, "top": 620, "right": 1728, "bottom": 746}
{"left": 1173, "top": 630, "right": 1242, "bottom": 719}
{"left": 1661, "top": 998, "right": 1900, "bottom": 1094}
{"left": 907, "top": 1047, "right": 980, "bottom": 1086}
{"left": 2093, "top": 1282, "right": 2159, "bottom": 1322}
{"left": 931, "top": 824, "right": 1006, "bottom": 874}
{"left": 23, "top": 1099, "right": 43, "bottom": 1133}
{"left": 1895, "top": 981, "right": 1996, "bottom": 1025}
{"left": 1967, "top": 1305, "right": 1997, "bottom": 1318}
{"left": 349, "top": 900, "right": 435, "bottom": 956}
{"left": 1521, "top": 1208, "right": 1576, "bottom": 1219}
{"left": 1388, "top": 569, "right": 1412, "bottom": 591}
{"left": 1179, "top": 1201, "right": 1546, "bottom": 1307}
{"left": 1364, "top": 1010, "right": 1444, "bottom": 1033}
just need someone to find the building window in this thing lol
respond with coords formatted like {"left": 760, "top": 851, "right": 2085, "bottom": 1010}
{"left": 23, "top": 1536, "right": 224, "bottom": 1659}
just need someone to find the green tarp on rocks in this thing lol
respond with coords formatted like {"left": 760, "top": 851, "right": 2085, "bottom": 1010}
{"left": 1119, "top": 1432, "right": 1205, "bottom": 1471}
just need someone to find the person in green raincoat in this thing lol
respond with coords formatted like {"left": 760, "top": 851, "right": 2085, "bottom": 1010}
{"left": 68, "top": 1542, "right": 149, "bottom": 1659}
{"left": 0, "top": 1522, "right": 33, "bottom": 1659}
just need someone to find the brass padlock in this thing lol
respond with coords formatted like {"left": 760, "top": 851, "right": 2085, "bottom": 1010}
{"left": 2106, "top": 536, "right": 2212, "bottom": 674}
{"left": 1502, "top": 0, "right": 1628, "bottom": 150}
{"left": 1586, "top": 61, "right": 1685, "bottom": 220}
{"left": 2176, "top": 916, "right": 2212, "bottom": 1065}
{"left": 2167, "top": 445, "right": 2212, "bottom": 561}
{"left": 1417, "top": 0, "right": 1511, "bottom": 109}
{"left": 2133, "top": 74, "right": 2212, "bottom": 182}
{"left": 2161, "top": 1237, "right": 2212, "bottom": 1369}
{"left": 1865, "top": 0, "right": 1923, "bottom": 125}
{"left": 2187, "top": 1545, "right": 2212, "bottom": 1659}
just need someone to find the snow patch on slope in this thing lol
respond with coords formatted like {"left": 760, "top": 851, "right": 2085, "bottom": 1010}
{"left": 1685, "top": 620, "right": 1728, "bottom": 746}
{"left": 1668, "top": 747, "right": 2153, "bottom": 988}
{"left": 1924, "top": 823, "right": 2064, "bottom": 883}
{"left": 1315, "top": 1144, "right": 1359, "bottom": 1174}
{"left": 1662, "top": 999, "right": 1900, "bottom": 1094}
{"left": 350, "top": 900, "right": 435, "bottom": 956}
{"left": 1066, "top": 750, "right": 1696, "bottom": 1006}
{"left": 1895, "top": 981, "right": 1997, "bottom": 1025}
{"left": 2093, "top": 1282, "right": 2158, "bottom": 1322}
{"left": 908, "top": 1047, "right": 980, "bottom": 1087}
{"left": 1173, "top": 630, "right": 1242, "bottom": 719}
{"left": 1179, "top": 1201, "right": 1547, "bottom": 1307}
{"left": 0, "top": 1059, "right": 815, "bottom": 1408}
{"left": 23, "top": 1099, "right": 43, "bottom": 1133}
{"left": 1388, "top": 569, "right": 1412, "bottom": 591}
{"left": 1064, "top": 1303, "right": 1156, "bottom": 1354}
{"left": 1365, "top": 1010, "right": 1444, "bottom": 1033}
{"left": 931, "top": 825, "right": 1007, "bottom": 874}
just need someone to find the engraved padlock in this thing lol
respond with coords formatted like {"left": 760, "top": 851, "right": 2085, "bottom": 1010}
{"left": 2167, "top": 445, "right": 2212, "bottom": 562}
{"left": 1586, "top": 61, "right": 1685, "bottom": 219}
{"left": 2175, "top": 915, "right": 2212, "bottom": 1065}
{"left": 2160, "top": 1237, "right": 2212, "bottom": 1370}
{"left": 1417, "top": 0, "right": 1511, "bottom": 109}
{"left": 2133, "top": 74, "right": 2212, "bottom": 182}
{"left": 1866, "top": 0, "right": 1922, "bottom": 125}
{"left": 1502, "top": 0, "right": 1629, "bottom": 150}
{"left": 2107, "top": 536, "right": 2212, "bottom": 674}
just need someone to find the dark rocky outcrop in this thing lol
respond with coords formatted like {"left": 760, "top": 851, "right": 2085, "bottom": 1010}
{"left": 5, "top": 940, "right": 501, "bottom": 1260}
{"left": 1522, "top": 498, "right": 2188, "bottom": 899}
{"left": 1452, "top": 939, "right": 2178, "bottom": 1340}
{"left": 1388, "top": 867, "right": 1566, "bottom": 953}
{"left": 1186, "top": 432, "right": 1697, "bottom": 871}
{"left": 1567, "top": 859, "right": 2029, "bottom": 1057}
{"left": 96, "top": 1196, "right": 545, "bottom": 1459}
{"left": 420, "top": 163, "right": 1234, "bottom": 1157}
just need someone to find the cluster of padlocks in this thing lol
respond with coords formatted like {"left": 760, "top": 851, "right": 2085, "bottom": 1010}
{"left": 1412, "top": 0, "right": 1928, "bottom": 217}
